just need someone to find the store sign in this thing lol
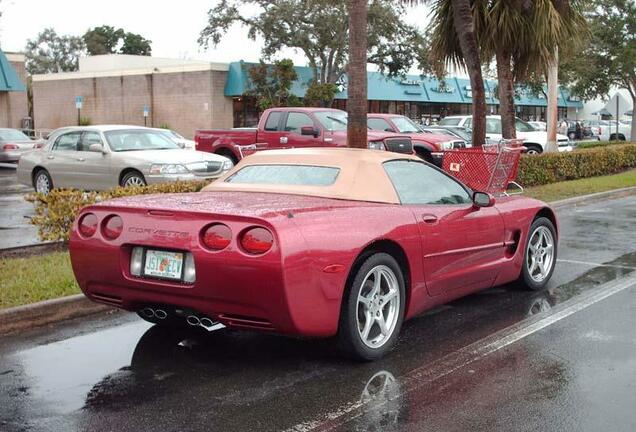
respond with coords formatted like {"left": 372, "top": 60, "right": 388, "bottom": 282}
{"left": 400, "top": 79, "right": 422, "bottom": 86}
{"left": 431, "top": 84, "right": 454, "bottom": 93}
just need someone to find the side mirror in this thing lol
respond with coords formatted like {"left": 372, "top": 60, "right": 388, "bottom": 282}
{"left": 301, "top": 126, "right": 319, "bottom": 137}
{"left": 472, "top": 191, "right": 495, "bottom": 208}
{"left": 89, "top": 143, "right": 105, "bottom": 153}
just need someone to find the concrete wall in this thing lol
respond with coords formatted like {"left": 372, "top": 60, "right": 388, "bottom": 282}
{"left": 0, "top": 54, "right": 29, "bottom": 129}
{"left": 32, "top": 69, "right": 233, "bottom": 138}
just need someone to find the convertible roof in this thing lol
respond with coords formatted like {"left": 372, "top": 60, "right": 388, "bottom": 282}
{"left": 203, "top": 148, "right": 422, "bottom": 204}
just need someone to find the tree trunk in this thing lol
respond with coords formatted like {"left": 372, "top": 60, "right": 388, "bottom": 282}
{"left": 629, "top": 83, "right": 636, "bottom": 142}
{"left": 545, "top": 48, "right": 559, "bottom": 152}
{"left": 495, "top": 49, "right": 517, "bottom": 140}
{"left": 452, "top": 0, "right": 486, "bottom": 147}
{"left": 346, "top": 0, "right": 368, "bottom": 149}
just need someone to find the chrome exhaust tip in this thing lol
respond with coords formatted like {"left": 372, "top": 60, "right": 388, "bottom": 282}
{"left": 199, "top": 317, "right": 216, "bottom": 328}
{"left": 141, "top": 307, "right": 155, "bottom": 319}
{"left": 186, "top": 315, "right": 200, "bottom": 326}
{"left": 154, "top": 309, "right": 168, "bottom": 320}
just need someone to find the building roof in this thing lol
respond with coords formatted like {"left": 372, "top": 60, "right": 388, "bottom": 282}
{"left": 0, "top": 49, "right": 26, "bottom": 92}
{"left": 225, "top": 61, "right": 583, "bottom": 109}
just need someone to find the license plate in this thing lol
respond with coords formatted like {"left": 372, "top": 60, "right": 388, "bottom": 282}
{"left": 143, "top": 250, "right": 184, "bottom": 280}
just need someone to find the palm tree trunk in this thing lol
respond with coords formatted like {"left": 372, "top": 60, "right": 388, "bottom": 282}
{"left": 346, "top": 0, "right": 368, "bottom": 149}
{"left": 452, "top": 0, "right": 486, "bottom": 147}
{"left": 545, "top": 47, "right": 559, "bottom": 152}
{"left": 495, "top": 48, "right": 517, "bottom": 140}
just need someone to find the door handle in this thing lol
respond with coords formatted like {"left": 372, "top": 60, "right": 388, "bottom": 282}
{"left": 421, "top": 214, "right": 438, "bottom": 224}
{"left": 47, "top": 155, "right": 54, "bottom": 160}
{"left": 76, "top": 157, "right": 86, "bottom": 162}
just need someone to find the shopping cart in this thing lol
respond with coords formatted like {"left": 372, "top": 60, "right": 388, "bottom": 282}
{"left": 441, "top": 139, "right": 525, "bottom": 195}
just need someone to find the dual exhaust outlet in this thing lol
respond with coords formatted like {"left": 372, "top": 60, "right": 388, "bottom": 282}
{"left": 141, "top": 307, "right": 217, "bottom": 329}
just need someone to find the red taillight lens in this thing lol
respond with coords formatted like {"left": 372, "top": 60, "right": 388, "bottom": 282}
{"left": 202, "top": 223, "right": 232, "bottom": 250}
{"left": 102, "top": 215, "right": 123, "bottom": 240}
{"left": 78, "top": 213, "right": 98, "bottom": 237}
{"left": 34, "top": 142, "right": 44, "bottom": 149}
{"left": 240, "top": 227, "right": 274, "bottom": 255}
{"left": 3, "top": 143, "right": 18, "bottom": 150}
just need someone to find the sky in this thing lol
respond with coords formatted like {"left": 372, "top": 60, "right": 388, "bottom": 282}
{"left": 0, "top": 0, "right": 430, "bottom": 69}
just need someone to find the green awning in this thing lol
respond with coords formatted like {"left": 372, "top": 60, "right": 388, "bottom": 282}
{"left": 0, "top": 49, "right": 26, "bottom": 92}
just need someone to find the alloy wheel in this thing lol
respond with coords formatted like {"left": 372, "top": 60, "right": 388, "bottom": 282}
{"left": 124, "top": 175, "right": 145, "bottom": 187}
{"left": 526, "top": 226, "right": 555, "bottom": 283}
{"left": 35, "top": 172, "right": 50, "bottom": 194}
{"left": 356, "top": 265, "right": 400, "bottom": 349}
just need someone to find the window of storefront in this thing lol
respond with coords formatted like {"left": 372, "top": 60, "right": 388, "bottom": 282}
{"left": 232, "top": 97, "right": 260, "bottom": 127}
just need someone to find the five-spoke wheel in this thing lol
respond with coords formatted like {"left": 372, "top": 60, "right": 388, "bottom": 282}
{"left": 520, "top": 217, "right": 557, "bottom": 290}
{"left": 339, "top": 253, "right": 405, "bottom": 361}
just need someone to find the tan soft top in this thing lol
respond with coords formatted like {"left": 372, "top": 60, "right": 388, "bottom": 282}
{"left": 202, "top": 148, "right": 421, "bottom": 204}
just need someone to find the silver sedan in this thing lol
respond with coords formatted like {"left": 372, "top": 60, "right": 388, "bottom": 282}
{"left": 0, "top": 128, "right": 44, "bottom": 163}
{"left": 17, "top": 125, "right": 233, "bottom": 194}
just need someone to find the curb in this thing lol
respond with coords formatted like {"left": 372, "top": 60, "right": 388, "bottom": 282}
{"left": 550, "top": 186, "right": 636, "bottom": 209}
{"left": 0, "top": 294, "right": 112, "bottom": 336}
{"left": 0, "top": 241, "right": 66, "bottom": 259}
{"left": 1, "top": 185, "right": 635, "bottom": 336}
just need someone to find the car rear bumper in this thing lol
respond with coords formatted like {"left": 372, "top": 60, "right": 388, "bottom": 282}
{"left": 0, "top": 151, "right": 22, "bottom": 162}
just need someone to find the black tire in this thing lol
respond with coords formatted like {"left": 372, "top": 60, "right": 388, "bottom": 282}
{"left": 415, "top": 148, "right": 434, "bottom": 164}
{"left": 568, "top": 132, "right": 576, "bottom": 140}
{"left": 120, "top": 170, "right": 146, "bottom": 188}
{"left": 518, "top": 217, "right": 558, "bottom": 291}
{"left": 216, "top": 149, "right": 238, "bottom": 165}
{"left": 33, "top": 169, "right": 53, "bottom": 194}
{"left": 524, "top": 144, "right": 543, "bottom": 155}
{"left": 618, "top": 134, "right": 626, "bottom": 141}
{"left": 338, "top": 252, "right": 406, "bottom": 361}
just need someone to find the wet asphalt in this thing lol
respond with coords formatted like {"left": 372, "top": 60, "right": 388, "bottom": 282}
{"left": 0, "top": 166, "right": 39, "bottom": 249}
{"left": 0, "top": 195, "right": 635, "bottom": 432}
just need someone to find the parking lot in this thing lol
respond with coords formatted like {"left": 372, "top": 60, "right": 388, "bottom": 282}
{"left": 1, "top": 195, "right": 634, "bottom": 432}
{"left": 0, "top": 165, "right": 39, "bottom": 249}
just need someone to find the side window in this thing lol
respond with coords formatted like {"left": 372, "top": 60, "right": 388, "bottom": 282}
{"left": 53, "top": 132, "right": 81, "bottom": 151}
{"left": 284, "top": 112, "right": 314, "bottom": 133}
{"left": 264, "top": 112, "right": 282, "bottom": 131}
{"left": 367, "top": 118, "right": 393, "bottom": 131}
{"left": 384, "top": 160, "right": 471, "bottom": 205}
{"left": 79, "top": 132, "right": 103, "bottom": 151}
{"left": 486, "top": 119, "right": 502, "bottom": 134}
{"left": 464, "top": 118, "right": 472, "bottom": 128}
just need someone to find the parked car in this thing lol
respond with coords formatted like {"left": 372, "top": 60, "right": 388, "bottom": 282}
{"left": 0, "top": 128, "right": 45, "bottom": 163}
{"left": 155, "top": 129, "right": 196, "bottom": 150}
{"left": 195, "top": 108, "right": 413, "bottom": 163}
{"left": 367, "top": 114, "right": 468, "bottom": 165}
{"left": 69, "top": 147, "right": 559, "bottom": 360}
{"left": 421, "top": 125, "right": 481, "bottom": 146}
{"left": 528, "top": 121, "right": 547, "bottom": 131}
{"left": 439, "top": 115, "right": 572, "bottom": 154}
{"left": 17, "top": 126, "right": 233, "bottom": 194}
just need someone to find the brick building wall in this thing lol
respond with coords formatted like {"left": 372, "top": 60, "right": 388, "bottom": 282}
{"left": 32, "top": 67, "right": 233, "bottom": 138}
{"left": 0, "top": 54, "right": 28, "bottom": 129}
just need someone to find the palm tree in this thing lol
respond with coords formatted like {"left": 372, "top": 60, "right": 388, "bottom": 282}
{"left": 346, "top": 0, "right": 368, "bottom": 148}
{"left": 429, "top": 0, "right": 488, "bottom": 146}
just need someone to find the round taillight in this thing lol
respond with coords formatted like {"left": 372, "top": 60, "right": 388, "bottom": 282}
{"left": 240, "top": 227, "right": 273, "bottom": 255}
{"left": 102, "top": 215, "right": 123, "bottom": 240}
{"left": 202, "top": 224, "right": 232, "bottom": 250}
{"left": 78, "top": 213, "right": 98, "bottom": 237}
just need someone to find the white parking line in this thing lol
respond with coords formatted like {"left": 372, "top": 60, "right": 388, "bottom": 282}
{"left": 558, "top": 258, "right": 636, "bottom": 270}
{"left": 286, "top": 273, "right": 636, "bottom": 432}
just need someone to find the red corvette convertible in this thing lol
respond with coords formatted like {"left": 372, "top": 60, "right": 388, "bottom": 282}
{"left": 69, "top": 148, "right": 558, "bottom": 360}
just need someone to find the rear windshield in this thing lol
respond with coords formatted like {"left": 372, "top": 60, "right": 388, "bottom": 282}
{"left": 226, "top": 165, "right": 340, "bottom": 186}
{"left": 0, "top": 129, "right": 31, "bottom": 141}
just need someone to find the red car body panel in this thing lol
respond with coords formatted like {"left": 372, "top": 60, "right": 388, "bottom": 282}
{"left": 367, "top": 113, "right": 464, "bottom": 153}
{"left": 69, "top": 188, "right": 557, "bottom": 338}
{"left": 195, "top": 108, "right": 412, "bottom": 160}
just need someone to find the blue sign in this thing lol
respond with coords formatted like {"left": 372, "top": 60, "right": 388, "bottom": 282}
{"left": 143, "top": 105, "right": 150, "bottom": 117}
{"left": 75, "top": 96, "right": 83, "bottom": 109}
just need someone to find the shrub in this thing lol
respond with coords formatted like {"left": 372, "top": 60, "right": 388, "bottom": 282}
{"left": 79, "top": 116, "right": 92, "bottom": 126}
{"left": 517, "top": 143, "right": 636, "bottom": 187}
{"left": 26, "top": 181, "right": 208, "bottom": 242}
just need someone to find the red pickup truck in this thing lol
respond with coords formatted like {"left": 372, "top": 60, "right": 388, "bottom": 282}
{"left": 195, "top": 108, "right": 414, "bottom": 163}
{"left": 367, "top": 113, "right": 469, "bottom": 165}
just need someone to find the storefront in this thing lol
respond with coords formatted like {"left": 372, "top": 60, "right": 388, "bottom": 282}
{"left": 225, "top": 61, "right": 582, "bottom": 127}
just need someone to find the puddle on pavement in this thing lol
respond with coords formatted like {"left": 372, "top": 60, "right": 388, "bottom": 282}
{"left": 2, "top": 251, "right": 636, "bottom": 429}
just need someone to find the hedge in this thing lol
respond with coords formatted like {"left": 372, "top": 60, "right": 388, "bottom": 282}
{"left": 25, "top": 144, "right": 636, "bottom": 242}
{"left": 26, "top": 181, "right": 208, "bottom": 242}
{"left": 517, "top": 143, "right": 636, "bottom": 187}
